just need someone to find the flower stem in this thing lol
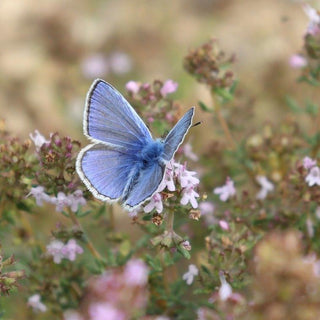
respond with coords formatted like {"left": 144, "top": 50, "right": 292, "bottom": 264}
{"left": 212, "top": 93, "right": 236, "bottom": 149}
{"left": 68, "top": 209, "right": 103, "bottom": 261}
{"left": 166, "top": 210, "right": 174, "bottom": 232}
{"left": 109, "top": 204, "right": 115, "bottom": 230}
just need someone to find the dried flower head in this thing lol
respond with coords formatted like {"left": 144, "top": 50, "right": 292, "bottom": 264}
{"left": 184, "top": 38, "right": 235, "bottom": 90}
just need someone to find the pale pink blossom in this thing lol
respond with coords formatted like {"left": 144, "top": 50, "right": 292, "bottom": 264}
{"left": 303, "top": 156, "right": 317, "bottom": 170}
{"left": 219, "top": 272, "right": 232, "bottom": 301}
{"left": 28, "top": 294, "right": 47, "bottom": 313}
{"left": 289, "top": 54, "right": 307, "bottom": 69}
{"left": 53, "top": 192, "right": 72, "bottom": 212}
{"left": 47, "top": 239, "right": 83, "bottom": 263}
{"left": 303, "top": 254, "right": 320, "bottom": 277}
{"left": 306, "top": 166, "right": 320, "bottom": 186}
{"left": 303, "top": 4, "right": 320, "bottom": 35}
{"left": 128, "top": 208, "right": 140, "bottom": 218}
{"left": 158, "top": 163, "right": 176, "bottom": 192}
{"left": 213, "top": 177, "right": 236, "bottom": 201}
{"left": 69, "top": 190, "right": 86, "bottom": 212}
{"left": 182, "top": 264, "right": 199, "bottom": 285}
{"left": 81, "top": 54, "right": 109, "bottom": 79}
{"left": 174, "top": 163, "right": 199, "bottom": 188}
{"left": 29, "top": 130, "right": 49, "bottom": 151}
{"left": 61, "top": 239, "right": 83, "bottom": 261}
{"left": 165, "top": 113, "right": 174, "bottom": 122}
{"left": 316, "top": 206, "right": 320, "bottom": 219}
{"left": 199, "top": 201, "right": 214, "bottom": 215}
{"left": 126, "top": 81, "right": 140, "bottom": 94}
{"left": 181, "top": 186, "right": 199, "bottom": 208}
{"left": 144, "top": 193, "right": 163, "bottom": 213}
{"left": 256, "top": 176, "right": 274, "bottom": 200}
{"left": 197, "top": 308, "right": 214, "bottom": 320}
{"left": 181, "top": 143, "right": 199, "bottom": 161}
{"left": 199, "top": 201, "right": 216, "bottom": 225}
{"left": 219, "top": 220, "right": 229, "bottom": 231}
{"left": 109, "top": 52, "right": 132, "bottom": 74}
{"left": 30, "top": 189, "right": 86, "bottom": 213}
{"left": 160, "top": 80, "right": 178, "bottom": 97}
{"left": 124, "top": 259, "right": 149, "bottom": 286}
{"left": 306, "top": 217, "right": 314, "bottom": 238}
{"left": 181, "top": 240, "right": 191, "bottom": 251}
{"left": 27, "top": 186, "right": 51, "bottom": 206}
{"left": 46, "top": 240, "right": 65, "bottom": 264}
{"left": 89, "top": 303, "right": 125, "bottom": 320}
{"left": 63, "top": 310, "right": 84, "bottom": 320}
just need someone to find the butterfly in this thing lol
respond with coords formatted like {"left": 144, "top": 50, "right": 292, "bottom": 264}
{"left": 76, "top": 79, "right": 195, "bottom": 210}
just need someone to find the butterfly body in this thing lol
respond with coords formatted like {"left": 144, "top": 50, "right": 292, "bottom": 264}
{"left": 77, "top": 79, "right": 194, "bottom": 210}
{"left": 139, "top": 139, "right": 165, "bottom": 168}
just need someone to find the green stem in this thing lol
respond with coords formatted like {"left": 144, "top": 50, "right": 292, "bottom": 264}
{"left": 68, "top": 209, "right": 103, "bottom": 261}
{"left": 109, "top": 204, "right": 115, "bottom": 230}
{"left": 166, "top": 210, "right": 174, "bottom": 233}
{"left": 211, "top": 92, "right": 236, "bottom": 149}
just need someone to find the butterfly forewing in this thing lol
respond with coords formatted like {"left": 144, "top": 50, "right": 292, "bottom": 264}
{"left": 162, "top": 107, "right": 195, "bottom": 161}
{"left": 77, "top": 143, "right": 134, "bottom": 201}
{"left": 85, "top": 79, "right": 152, "bottom": 150}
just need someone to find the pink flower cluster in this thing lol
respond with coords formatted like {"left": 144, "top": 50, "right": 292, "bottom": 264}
{"left": 182, "top": 264, "right": 199, "bottom": 285}
{"left": 29, "top": 130, "right": 50, "bottom": 151}
{"left": 255, "top": 175, "right": 274, "bottom": 200}
{"left": 303, "top": 156, "right": 320, "bottom": 186}
{"left": 46, "top": 239, "right": 83, "bottom": 264}
{"left": 289, "top": 54, "right": 307, "bottom": 69}
{"left": 27, "top": 186, "right": 86, "bottom": 213}
{"left": 143, "top": 161, "right": 200, "bottom": 214}
{"left": 27, "top": 294, "right": 47, "bottom": 313}
{"left": 213, "top": 177, "right": 236, "bottom": 202}
{"left": 126, "top": 79, "right": 178, "bottom": 97}
{"left": 64, "top": 259, "right": 149, "bottom": 320}
{"left": 303, "top": 4, "right": 320, "bottom": 35}
{"left": 81, "top": 51, "right": 132, "bottom": 79}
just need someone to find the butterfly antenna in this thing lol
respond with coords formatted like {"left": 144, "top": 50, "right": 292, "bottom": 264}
{"left": 192, "top": 121, "right": 202, "bottom": 128}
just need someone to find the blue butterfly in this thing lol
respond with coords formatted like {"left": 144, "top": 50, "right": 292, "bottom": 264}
{"left": 76, "top": 79, "right": 195, "bottom": 210}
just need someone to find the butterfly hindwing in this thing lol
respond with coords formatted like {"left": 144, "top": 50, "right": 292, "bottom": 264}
{"left": 123, "top": 161, "right": 165, "bottom": 209}
{"left": 162, "top": 107, "right": 195, "bottom": 161}
{"left": 84, "top": 79, "right": 152, "bottom": 150}
{"left": 76, "top": 143, "right": 134, "bottom": 201}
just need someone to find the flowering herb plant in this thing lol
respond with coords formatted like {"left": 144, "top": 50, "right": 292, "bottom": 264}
{"left": 2, "top": 3, "right": 320, "bottom": 320}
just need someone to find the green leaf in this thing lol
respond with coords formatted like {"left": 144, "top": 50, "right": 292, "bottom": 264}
{"left": 285, "top": 96, "right": 302, "bottom": 113}
{"left": 77, "top": 210, "right": 91, "bottom": 218}
{"left": 16, "top": 201, "right": 32, "bottom": 213}
{"left": 213, "top": 87, "right": 234, "bottom": 103}
{"left": 305, "top": 100, "right": 319, "bottom": 115}
{"left": 298, "top": 75, "right": 320, "bottom": 86}
{"left": 229, "top": 80, "right": 238, "bottom": 95}
{"left": 198, "top": 101, "right": 212, "bottom": 113}
{"left": 142, "top": 214, "right": 152, "bottom": 221}
{"left": 200, "top": 264, "right": 211, "bottom": 275}
{"left": 119, "top": 239, "right": 131, "bottom": 257}
{"left": 145, "top": 254, "right": 162, "bottom": 272}
{"left": 177, "top": 246, "right": 191, "bottom": 259}
{"left": 94, "top": 204, "right": 106, "bottom": 218}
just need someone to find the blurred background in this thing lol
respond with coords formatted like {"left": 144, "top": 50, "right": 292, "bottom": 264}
{"left": 1, "top": 0, "right": 319, "bottom": 318}
{"left": 0, "top": 0, "right": 311, "bottom": 142}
